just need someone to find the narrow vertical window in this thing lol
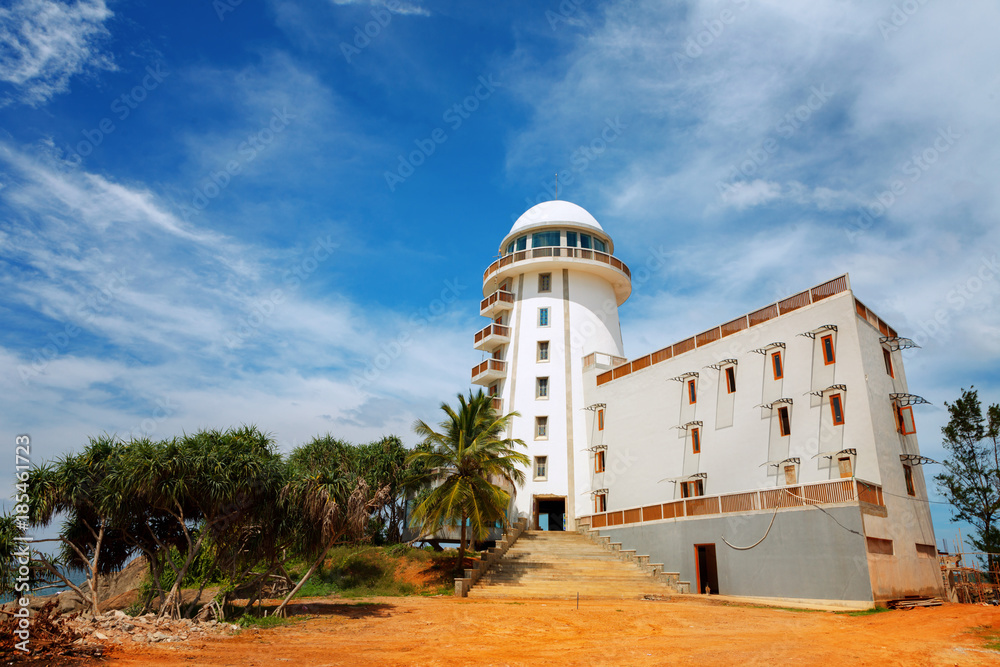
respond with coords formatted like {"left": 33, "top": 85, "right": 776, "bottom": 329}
{"left": 595, "top": 451, "right": 605, "bottom": 474}
{"left": 725, "top": 366, "right": 736, "bottom": 394}
{"left": 597, "top": 408, "right": 604, "bottom": 431}
{"left": 883, "top": 348, "right": 894, "bottom": 378}
{"left": 538, "top": 273, "right": 552, "bottom": 293}
{"left": 777, "top": 406, "right": 791, "bottom": 436}
{"left": 830, "top": 394, "right": 845, "bottom": 425}
{"left": 687, "top": 379, "right": 697, "bottom": 404}
{"left": 821, "top": 334, "right": 836, "bottom": 365}
{"left": 691, "top": 427, "right": 701, "bottom": 454}
{"left": 566, "top": 231, "right": 578, "bottom": 247}
{"left": 771, "top": 351, "right": 784, "bottom": 380}
{"left": 515, "top": 236, "right": 527, "bottom": 251}
{"left": 537, "top": 341, "right": 549, "bottom": 361}
{"left": 896, "top": 405, "right": 916, "bottom": 435}
{"left": 536, "top": 377, "right": 548, "bottom": 398}
{"left": 903, "top": 464, "right": 915, "bottom": 496}
{"left": 534, "top": 456, "right": 548, "bottom": 480}
{"left": 595, "top": 493, "right": 607, "bottom": 513}
{"left": 838, "top": 456, "right": 853, "bottom": 479}
{"left": 538, "top": 307, "right": 549, "bottom": 327}
{"left": 535, "top": 416, "right": 548, "bottom": 439}
{"left": 783, "top": 464, "right": 797, "bottom": 485}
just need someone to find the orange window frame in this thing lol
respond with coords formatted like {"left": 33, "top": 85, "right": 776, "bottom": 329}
{"left": 691, "top": 427, "right": 701, "bottom": 454}
{"left": 897, "top": 405, "right": 917, "bottom": 435}
{"left": 821, "top": 334, "right": 836, "bottom": 365}
{"left": 597, "top": 408, "right": 604, "bottom": 431}
{"left": 595, "top": 493, "right": 607, "bottom": 513}
{"left": 688, "top": 379, "right": 697, "bottom": 404}
{"left": 595, "top": 450, "right": 605, "bottom": 474}
{"left": 725, "top": 366, "right": 736, "bottom": 394}
{"left": 681, "top": 480, "right": 704, "bottom": 498}
{"left": 777, "top": 406, "right": 791, "bottom": 436}
{"left": 830, "top": 394, "right": 845, "bottom": 425}
{"left": 883, "top": 348, "right": 894, "bottom": 378}
{"left": 838, "top": 456, "right": 853, "bottom": 479}
{"left": 771, "top": 351, "right": 783, "bottom": 380}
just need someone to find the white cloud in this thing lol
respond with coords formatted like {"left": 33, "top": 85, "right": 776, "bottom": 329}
{"left": 0, "top": 0, "right": 116, "bottom": 107}
{"left": 718, "top": 179, "right": 781, "bottom": 209}
{"left": 329, "top": 0, "right": 430, "bottom": 17}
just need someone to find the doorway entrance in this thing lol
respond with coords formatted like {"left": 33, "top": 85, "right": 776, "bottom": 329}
{"left": 694, "top": 543, "right": 719, "bottom": 595}
{"left": 534, "top": 496, "right": 566, "bottom": 531}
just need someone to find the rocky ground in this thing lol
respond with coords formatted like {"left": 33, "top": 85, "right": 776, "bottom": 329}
{"left": 63, "top": 608, "right": 240, "bottom": 647}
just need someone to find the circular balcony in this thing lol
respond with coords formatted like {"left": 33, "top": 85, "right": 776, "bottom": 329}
{"left": 482, "top": 247, "right": 632, "bottom": 305}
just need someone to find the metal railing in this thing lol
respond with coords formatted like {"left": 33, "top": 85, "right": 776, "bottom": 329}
{"left": 582, "top": 478, "right": 881, "bottom": 529}
{"left": 471, "top": 359, "right": 507, "bottom": 381}
{"left": 595, "top": 275, "right": 851, "bottom": 387}
{"left": 483, "top": 247, "right": 631, "bottom": 283}
{"left": 480, "top": 290, "right": 514, "bottom": 314}
{"left": 474, "top": 323, "right": 510, "bottom": 345}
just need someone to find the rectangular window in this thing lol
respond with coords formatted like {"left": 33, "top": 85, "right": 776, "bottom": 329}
{"left": 566, "top": 231, "right": 578, "bottom": 247}
{"left": 687, "top": 379, "right": 697, "bottom": 404}
{"left": 538, "top": 308, "right": 550, "bottom": 327}
{"left": 821, "top": 334, "right": 836, "bottom": 365}
{"left": 681, "top": 479, "right": 704, "bottom": 498}
{"left": 903, "top": 464, "right": 915, "bottom": 496}
{"left": 883, "top": 348, "right": 894, "bottom": 378}
{"left": 515, "top": 236, "right": 527, "bottom": 251}
{"left": 536, "top": 377, "right": 548, "bottom": 398}
{"left": 537, "top": 341, "right": 549, "bottom": 361}
{"left": 532, "top": 231, "right": 560, "bottom": 247}
{"left": 595, "top": 450, "right": 605, "bottom": 474}
{"left": 897, "top": 405, "right": 916, "bottom": 435}
{"left": 597, "top": 408, "right": 604, "bottom": 431}
{"left": 830, "top": 394, "right": 845, "bottom": 425}
{"left": 594, "top": 493, "right": 607, "bottom": 513}
{"left": 691, "top": 427, "right": 701, "bottom": 454}
{"left": 535, "top": 416, "right": 548, "bottom": 439}
{"left": 866, "top": 536, "right": 894, "bottom": 555}
{"left": 593, "top": 238, "right": 607, "bottom": 253}
{"left": 488, "top": 383, "right": 498, "bottom": 397}
{"left": 534, "top": 456, "right": 548, "bottom": 480}
{"left": 777, "top": 406, "right": 791, "bottom": 436}
{"left": 771, "top": 351, "right": 784, "bottom": 380}
{"left": 580, "top": 233, "right": 592, "bottom": 249}
{"left": 725, "top": 366, "right": 736, "bottom": 394}
{"left": 783, "top": 464, "right": 797, "bottom": 486}
{"left": 838, "top": 456, "right": 853, "bottom": 479}
{"left": 538, "top": 273, "right": 552, "bottom": 292}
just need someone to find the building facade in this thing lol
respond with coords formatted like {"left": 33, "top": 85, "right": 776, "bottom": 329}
{"left": 472, "top": 200, "right": 942, "bottom": 604}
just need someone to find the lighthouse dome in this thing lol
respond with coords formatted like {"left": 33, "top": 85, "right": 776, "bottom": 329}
{"left": 508, "top": 200, "right": 604, "bottom": 238}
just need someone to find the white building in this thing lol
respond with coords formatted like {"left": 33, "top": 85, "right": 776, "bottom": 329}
{"left": 472, "top": 200, "right": 943, "bottom": 605}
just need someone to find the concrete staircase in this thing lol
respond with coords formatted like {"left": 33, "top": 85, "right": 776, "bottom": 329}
{"left": 467, "top": 530, "right": 681, "bottom": 599}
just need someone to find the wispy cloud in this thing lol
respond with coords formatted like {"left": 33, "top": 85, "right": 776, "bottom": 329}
{"left": 0, "top": 0, "right": 116, "bottom": 107}
{"left": 329, "top": 0, "right": 430, "bottom": 17}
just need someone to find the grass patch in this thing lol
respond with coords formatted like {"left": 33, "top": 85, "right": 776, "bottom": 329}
{"left": 841, "top": 606, "right": 892, "bottom": 617}
{"left": 967, "top": 625, "right": 1000, "bottom": 652}
{"left": 236, "top": 614, "right": 294, "bottom": 629}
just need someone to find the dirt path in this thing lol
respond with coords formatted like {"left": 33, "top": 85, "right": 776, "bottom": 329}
{"left": 103, "top": 596, "right": 1000, "bottom": 666}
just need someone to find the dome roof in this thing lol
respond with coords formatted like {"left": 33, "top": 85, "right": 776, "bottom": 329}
{"left": 507, "top": 200, "right": 604, "bottom": 238}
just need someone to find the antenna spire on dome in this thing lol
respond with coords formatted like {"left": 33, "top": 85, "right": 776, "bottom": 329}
{"left": 555, "top": 172, "right": 559, "bottom": 200}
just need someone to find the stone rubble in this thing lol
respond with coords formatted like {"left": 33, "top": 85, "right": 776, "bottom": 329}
{"left": 61, "top": 609, "right": 241, "bottom": 646}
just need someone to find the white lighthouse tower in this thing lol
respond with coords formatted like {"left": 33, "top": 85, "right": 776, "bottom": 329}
{"left": 472, "top": 200, "right": 632, "bottom": 531}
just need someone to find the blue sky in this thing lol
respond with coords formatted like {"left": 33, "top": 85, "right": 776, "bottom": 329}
{"left": 1, "top": 0, "right": 998, "bottom": 549}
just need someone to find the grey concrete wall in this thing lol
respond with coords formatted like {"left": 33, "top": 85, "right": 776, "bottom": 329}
{"left": 600, "top": 505, "right": 874, "bottom": 602}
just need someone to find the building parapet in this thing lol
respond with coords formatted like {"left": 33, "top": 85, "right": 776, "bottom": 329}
{"left": 592, "top": 274, "right": 897, "bottom": 387}
{"left": 581, "top": 478, "right": 884, "bottom": 530}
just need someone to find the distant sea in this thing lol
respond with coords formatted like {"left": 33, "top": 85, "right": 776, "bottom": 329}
{"left": 2, "top": 568, "right": 89, "bottom": 604}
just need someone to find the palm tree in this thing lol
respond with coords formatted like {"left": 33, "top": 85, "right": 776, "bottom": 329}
{"left": 408, "top": 390, "right": 529, "bottom": 568}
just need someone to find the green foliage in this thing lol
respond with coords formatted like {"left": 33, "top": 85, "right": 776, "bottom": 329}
{"left": 841, "top": 606, "right": 892, "bottom": 616}
{"left": 408, "top": 390, "right": 529, "bottom": 564}
{"left": 934, "top": 387, "right": 1000, "bottom": 571}
{"left": 236, "top": 613, "right": 293, "bottom": 629}
{"left": 290, "top": 547, "right": 417, "bottom": 598}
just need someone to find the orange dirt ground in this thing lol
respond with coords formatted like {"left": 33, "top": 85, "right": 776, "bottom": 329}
{"left": 100, "top": 595, "right": 1000, "bottom": 666}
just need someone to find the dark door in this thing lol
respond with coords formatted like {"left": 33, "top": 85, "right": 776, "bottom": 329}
{"left": 537, "top": 498, "right": 565, "bottom": 531}
{"left": 695, "top": 543, "right": 719, "bottom": 595}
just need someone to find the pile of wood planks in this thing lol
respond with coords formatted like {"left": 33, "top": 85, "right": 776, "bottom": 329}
{"left": 886, "top": 597, "right": 943, "bottom": 610}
